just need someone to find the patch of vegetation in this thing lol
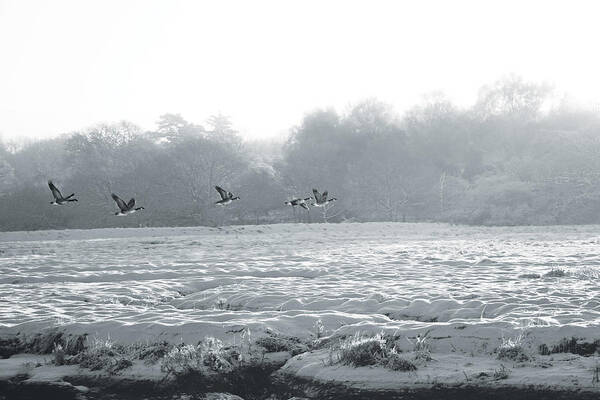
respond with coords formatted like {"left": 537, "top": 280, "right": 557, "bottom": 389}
{"left": 0, "top": 330, "right": 87, "bottom": 359}
{"left": 53, "top": 343, "right": 65, "bottom": 366}
{"left": 572, "top": 267, "right": 600, "bottom": 280}
{"left": 496, "top": 334, "right": 530, "bottom": 362}
{"left": 128, "top": 340, "right": 173, "bottom": 364}
{"left": 410, "top": 332, "right": 432, "bottom": 362}
{"left": 255, "top": 333, "right": 307, "bottom": 356}
{"left": 544, "top": 267, "right": 568, "bottom": 278}
{"left": 330, "top": 332, "right": 422, "bottom": 372}
{"left": 161, "top": 337, "right": 237, "bottom": 378}
{"left": 0, "top": 336, "right": 24, "bottom": 359}
{"left": 313, "top": 319, "right": 325, "bottom": 340}
{"left": 493, "top": 364, "right": 511, "bottom": 380}
{"left": 337, "top": 333, "right": 387, "bottom": 367}
{"left": 382, "top": 346, "right": 417, "bottom": 372}
{"left": 518, "top": 273, "right": 541, "bottom": 279}
{"left": 71, "top": 336, "right": 134, "bottom": 374}
{"left": 539, "top": 337, "right": 600, "bottom": 356}
{"left": 214, "top": 298, "right": 243, "bottom": 311}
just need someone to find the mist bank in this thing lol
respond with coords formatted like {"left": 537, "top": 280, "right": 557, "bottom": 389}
{"left": 1, "top": 75, "right": 600, "bottom": 231}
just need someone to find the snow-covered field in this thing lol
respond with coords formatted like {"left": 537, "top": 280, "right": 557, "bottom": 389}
{"left": 1, "top": 222, "right": 600, "bottom": 396}
{"left": 1, "top": 223, "right": 599, "bottom": 338}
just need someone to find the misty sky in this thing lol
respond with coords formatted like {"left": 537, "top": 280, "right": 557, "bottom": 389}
{"left": 1, "top": 0, "right": 599, "bottom": 141}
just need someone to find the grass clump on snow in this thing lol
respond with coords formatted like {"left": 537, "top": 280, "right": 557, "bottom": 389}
{"left": 161, "top": 336, "right": 259, "bottom": 378}
{"left": 544, "top": 267, "right": 568, "bottom": 278}
{"left": 539, "top": 337, "right": 600, "bottom": 357}
{"left": 72, "top": 336, "right": 133, "bottom": 374}
{"left": 161, "top": 340, "right": 230, "bottom": 377}
{"left": 496, "top": 334, "right": 530, "bottom": 362}
{"left": 255, "top": 332, "right": 308, "bottom": 356}
{"left": 330, "top": 332, "right": 426, "bottom": 372}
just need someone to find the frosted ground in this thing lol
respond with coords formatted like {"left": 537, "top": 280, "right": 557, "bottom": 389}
{"left": 1, "top": 222, "right": 600, "bottom": 397}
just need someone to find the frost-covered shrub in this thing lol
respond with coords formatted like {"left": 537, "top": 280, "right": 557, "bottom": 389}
{"left": 496, "top": 335, "right": 529, "bottom": 362}
{"left": 53, "top": 343, "right": 65, "bottom": 366}
{"left": 161, "top": 344, "right": 204, "bottom": 376}
{"left": 545, "top": 267, "right": 567, "bottom": 278}
{"left": 333, "top": 332, "right": 422, "bottom": 371}
{"left": 255, "top": 334, "right": 307, "bottom": 355}
{"left": 130, "top": 341, "right": 172, "bottom": 364}
{"left": 410, "top": 333, "right": 432, "bottom": 362}
{"left": 200, "top": 337, "right": 232, "bottom": 372}
{"left": 313, "top": 319, "right": 325, "bottom": 339}
{"left": 161, "top": 337, "right": 233, "bottom": 377}
{"left": 383, "top": 346, "right": 417, "bottom": 371}
{"left": 73, "top": 336, "right": 133, "bottom": 374}
{"left": 337, "top": 333, "right": 387, "bottom": 367}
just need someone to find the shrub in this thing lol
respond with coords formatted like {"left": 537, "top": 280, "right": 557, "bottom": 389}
{"left": 131, "top": 341, "right": 172, "bottom": 364}
{"left": 161, "top": 344, "right": 203, "bottom": 376}
{"left": 313, "top": 319, "right": 325, "bottom": 339}
{"left": 411, "top": 333, "right": 432, "bottom": 362}
{"left": 539, "top": 337, "right": 600, "bottom": 356}
{"left": 161, "top": 337, "right": 233, "bottom": 377}
{"left": 73, "top": 336, "right": 133, "bottom": 374}
{"left": 496, "top": 335, "right": 529, "bottom": 362}
{"left": 333, "top": 332, "right": 423, "bottom": 372}
{"left": 337, "top": 333, "right": 387, "bottom": 367}
{"left": 53, "top": 343, "right": 65, "bottom": 366}
{"left": 383, "top": 346, "right": 417, "bottom": 371}
{"left": 545, "top": 267, "right": 567, "bottom": 278}
{"left": 255, "top": 334, "right": 307, "bottom": 356}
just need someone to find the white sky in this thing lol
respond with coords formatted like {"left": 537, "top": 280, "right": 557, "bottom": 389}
{"left": 1, "top": 0, "right": 599, "bottom": 141}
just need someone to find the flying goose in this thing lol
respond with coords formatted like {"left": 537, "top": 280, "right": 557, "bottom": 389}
{"left": 285, "top": 197, "right": 311, "bottom": 210}
{"left": 215, "top": 186, "right": 240, "bottom": 206}
{"left": 48, "top": 180, "right": 78, "bottom": 205}
{"left": 312, "top": 188, "right": 337, "bottom": 207}
{"left": 111, "top": 193, "right": 144, "bottom": 216}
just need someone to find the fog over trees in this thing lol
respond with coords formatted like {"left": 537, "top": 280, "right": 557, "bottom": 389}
{"left": 2, "top": 75, "right": 600, "bottom": 231}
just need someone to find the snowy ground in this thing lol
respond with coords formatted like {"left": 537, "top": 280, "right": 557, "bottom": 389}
{"left": 1, "top": 222, "right": 599, "bottom": 397}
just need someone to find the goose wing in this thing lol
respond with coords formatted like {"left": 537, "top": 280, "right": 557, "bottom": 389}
{"left": 228, "top": 191, "right": 234, "bottom": 199}
{"left": 322, "top": 191, "right": 328, "bottom": 201}
{"left": 215, "top": 186, "right": 228, "bottom": 200}
{"left": 111, "top": 193, "right": 128, "bottom": 212}
{"left": 312, "top": 189, "right": 322, "bottom": 202}
{"left": 127, "top": 198, "right": 135, "bottom": 209}
{"left": 300, "top": 202, "right": 309, "bottom": 210}
{"left": 48, "top": 180, "right": 63, "bottom": 200}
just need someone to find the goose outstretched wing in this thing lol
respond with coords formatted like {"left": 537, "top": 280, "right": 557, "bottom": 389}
{"left": 48, "top": 181, "right": 63, "bottom": 200}
{"left": 111, "top": 193, "right": 128, "bottom": 212}
{"left": 215, "top": 186, "right": 228, "bottom": 200}
{"left": 312, "top": 189, "right": 322, "bottom": 202}
{"left": 127, "top": 198, "right": 135, "bottom": 209}
{"left": 322, "top": 191, "right": 328, "bottom": 201}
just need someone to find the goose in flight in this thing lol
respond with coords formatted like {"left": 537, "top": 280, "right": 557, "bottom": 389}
{"left": 111, "top": 193, "right": 144, "bottom": 216}
{"left": 215, "top": 186, "right": 240, "bottom": 206}
{"left": 48, "top": 180, "right": 78, "bottom": 205}
{"left": 285, "top": 197, "right": 311, "bottom": 210}
{"left": 312, "top": 188, "right": 337, "bottom": 207}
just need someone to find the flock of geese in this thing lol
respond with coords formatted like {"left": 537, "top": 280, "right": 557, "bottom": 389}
{"left": 48, "top": 181, "right": 337, "bottom": 216}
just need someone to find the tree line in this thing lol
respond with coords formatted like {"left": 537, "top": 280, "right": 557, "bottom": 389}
{"left": 2, "top": 75, "right": 600, "bottom": 231}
